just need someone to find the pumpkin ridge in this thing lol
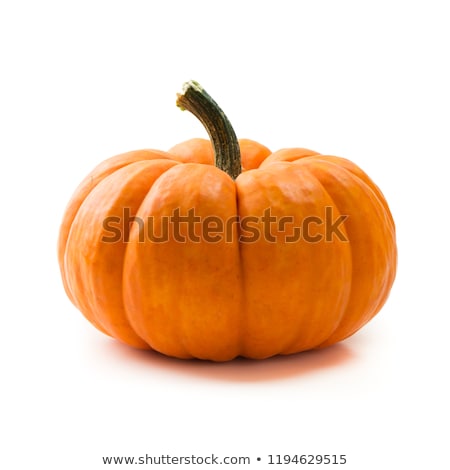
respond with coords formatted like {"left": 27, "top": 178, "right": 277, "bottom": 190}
{"left": 301, "top": 165, "right": 353, "bottom": 348}
{"left": 123, "top": 164, "right": 195, "bottom": 357}
{"left": 235, "top": 164, "right": 352, "bottom": 357}
{"left": 300, "top": 159, "right": 397, "bottom": 346}
{"left": 122, "top": 164, "right": 242, "bottom": 360}
{"left": 66, "top": 159, "right": 178, "bottom": 348}
{"left": 280, "top": 166, "right": 353, "bottom": 354}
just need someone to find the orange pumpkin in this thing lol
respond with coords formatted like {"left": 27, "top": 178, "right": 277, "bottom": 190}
{"left": 58, "top": 81, "right": 397, "bottom": 361}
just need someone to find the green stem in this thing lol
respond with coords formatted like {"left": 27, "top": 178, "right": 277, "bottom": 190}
{"left": 176, "top": 81, "right": 242, "bottom": 180}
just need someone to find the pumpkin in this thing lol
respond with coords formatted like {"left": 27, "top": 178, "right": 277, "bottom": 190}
{"left": 58, "top": 81, "right": 397, "bottom": 361}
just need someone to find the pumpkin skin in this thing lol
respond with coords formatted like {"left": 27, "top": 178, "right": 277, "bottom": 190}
{"left": 58, "top": 135, "right": 396, "bottom": 361}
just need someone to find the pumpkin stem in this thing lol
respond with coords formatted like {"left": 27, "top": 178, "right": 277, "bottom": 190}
{"left": 176, "top": 81, "right": 242, "bottom": 179}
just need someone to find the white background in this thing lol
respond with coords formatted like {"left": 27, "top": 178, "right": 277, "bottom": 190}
{"left": 1, "top": 1, "right": 449, "bottom": 469}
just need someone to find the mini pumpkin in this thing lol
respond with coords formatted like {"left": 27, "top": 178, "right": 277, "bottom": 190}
{"left": 58, "top": 81, "right": 397, "bottom": 361}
